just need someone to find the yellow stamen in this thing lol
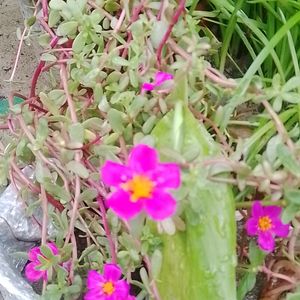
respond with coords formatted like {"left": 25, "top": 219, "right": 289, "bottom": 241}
{"left": 122, "top": 175, "right": 154, "bottom": 202}
{"left": 102, "top": 281, "right": 115, "bottom": 295}
{"left": 258, "top": 216, "right": 272, "bottom": 232}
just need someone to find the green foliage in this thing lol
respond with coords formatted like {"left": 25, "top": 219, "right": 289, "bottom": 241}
{"left": 237, "top": 241, "right": 266, "bottom": 300}
{"left": 3, "top": 0, "right": 300, "bottom": 298}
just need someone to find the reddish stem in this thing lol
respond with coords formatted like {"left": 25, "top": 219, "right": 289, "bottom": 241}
{"left": 82, "top": 135, "right": 101, "bottom": 150}
{"left": 121, "top": 1, "right": 146, "bottom": 58}
{"left": 39, "top": 18, "right": 55, "bottom": 37}
{"left": 30, "top": 36, "right": 59, "bottom": 98}
{"left": 96, "top": 196, "right": 117, "bottom": 264}
{"left": 28, "top": 102, "right": 48, "bottom": 113}
{"left": 156, "top": 0, "right": 186, "bottom": 68}
{"left": 157, "top": 0, "right": 165, "bottom": 21}
{"left": 41, "top": 0, "right": 49, "bottom": 20}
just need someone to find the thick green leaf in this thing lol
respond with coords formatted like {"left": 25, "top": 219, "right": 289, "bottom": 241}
{"left": 287, "top": 289, "right": 300, "bottom": 300}
{"left": 68, "top": 123, "right": 84, "bottom": 144}
{"left": 282, "top": 203, "right": 300, "bottom": 223}
{"left": 248, "top": 241, "right": 265, "bottom": 267}
{"left": 36, "top": 117, "right": 49, "bottom": 145}
{"left": 49, "top": 0, "right": 67, "bottom": 10}
{"left": 277, "top": 144, "right": 300, "bottom": 177}
{"left": 237, "top": 272, "right": 256, "bottom": 300}
{"left": 57, "top": 21, "right": 78, "bottom": 36}
{"left": 152, "top": 105, "right": 236, "bottom": 300}
{"left": 72, "top": 31, "right": 87, "bottom": 53}
{"left": 111, "top": 56, "right": 129, "bottom": 67}
{"left": 150, "top": 20, "right": 168, "bottom": 49}
{"left": 44, "top": 180, "right": 71, "bottom": 204}
{"left": 66, "top": 160, "right": 89, "bottom": 179}
{"left": 107, "top": 108, "right": 125, "bottom": 133}
{"left": 41, "top": 53, "right": 57, "bottom": 62}
{"left": 285, "top": 189, "right": 300, "bottom": 205}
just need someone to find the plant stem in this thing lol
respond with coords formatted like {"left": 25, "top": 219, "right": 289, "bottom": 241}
{"left": 61, "top": 62, "right": 81, "bottom": 250}
{"left": 156, "top": 0, "right": 186, "bottom": 67}
{"left": 41, "top": 186, "right": 48, "bottom": 245}
{"left": 235, "top": 200, "right": 286, "bottom": 209}
{"left": 97, "top": 196, "right": 117, "bottom": 264}
{"left": 30, "top": 36, "right": 59, "bottom": 98}
{"left": 259, "top": 265, "right": 296, "bottom": 284}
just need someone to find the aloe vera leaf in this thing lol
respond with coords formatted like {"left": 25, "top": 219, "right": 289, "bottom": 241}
{"left": 151, "top": 104, "right": 236, "bottom": 300}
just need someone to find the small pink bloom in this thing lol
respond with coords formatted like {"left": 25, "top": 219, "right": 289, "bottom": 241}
{"left": 246, "top": 201, "right": 289, "bottom": 252}
{"left": 101, "top": 144, "right": 180, "bottom": 221}
{"left": 84, "top": 264, "right": 134, "bottom": 300}
{"left": 141, "top": 71, "right": 173, "bottom": 92}
{"left": 25, "top": 242, "right": 59, "bottom": 282}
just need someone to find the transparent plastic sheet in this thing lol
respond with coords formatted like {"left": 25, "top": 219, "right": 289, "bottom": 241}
{"left": 0, "top": 167, "right": 42, "bottom": 299}
{"left": 0, "top": 227, "right": 38, "bottom": 300}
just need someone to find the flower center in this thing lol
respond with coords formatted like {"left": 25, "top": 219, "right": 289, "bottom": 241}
{"left": 121, "top": 175, "right": 154, "bottom": 202}
{"left": 102, "top": 281, "right": 115, "bottom": 295}
{"left": 258, "top": 216, "right": 272, "bottom": 232}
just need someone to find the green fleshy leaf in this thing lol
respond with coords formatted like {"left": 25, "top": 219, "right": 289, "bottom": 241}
{"left": 44, "top": 180, "right": 71, "bottom": 204}
{"left": 152, "top": 105, "right": 236, "bottom": 300}
{"left": 66, "top": 160, "right": 89, "bottom": 179}
{"left": 248, "top": 241, "right": 265, "bottom": 267}
{"left": 107, "top": 108, "right": 125, "bottom": 133}
{"left": 49, "top": 0, "right": 67, "bottom": 10}
{"left": 277, "top": 144, "right": 300, "bottom": 177}
{"left": 57, "top": 21, "right": 78, "bottom": 36}
{"left": 237, "top": 272, "right": 256, "bottom": 300}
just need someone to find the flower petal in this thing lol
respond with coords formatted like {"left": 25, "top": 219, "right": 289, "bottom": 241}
{"left": 152, "top": 163, "right": 181, "bottom": 189}
{"left": 87, "top": 270, "right": 105, "bottom": 289}
{"left": 245, "top": 218, "right": 258, "bottom": 236}
{"left": 272, "top": 220, "right": 290, "bottom": 237}
{"left": 103, "top": 264, "right": 122, "bottom": 281}
{"left": 252, "top": 201, "right": 263, "bottom": 218}
{"left": 25, "top": 262, "right": 44, "bottom": 282}
{"left": 141, "top": 83, "right": 155, "bottom": 91}
{"left": 264, "top": 205, "right": 282, "bottom": 219}
{"left": 101, "top": 161, "right": 132, "bottom": 187}
{"left": 128, "top": 144, "right": 158, "bottom": 173}
{"left": 258, "top": 231, "right": 275, "bottom": 252}
{"left": 154, "top": 72, "right": 173, "bottom": 86}
{"left": 84, "top": 289, "right": 103, "bottom": 300}
{"left": 111, "top": 280, "right": 130, "bottom": 299}
{"left": 107, "top": 189, "right": 143, "bottom": 220}
{"left": 144, "top": 191, "right": 176, "bottom": 220}
{"left": 28, "top": 247, "right": 41, "bottom": 262}
{"left": 47, "top": 242, "right": 59, "bottom": 256}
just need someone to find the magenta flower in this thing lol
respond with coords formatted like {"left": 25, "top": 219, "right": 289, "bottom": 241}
{"left": 101, "top": 144, "right": 180, "bottom": 221}
{"left": 25, "top": 242, "right": 59, "bottom": 282}
{"left": 141, "top": 71, "right": 173, "bottom": 92}
{"left": 84, "top": 264, "right": 133, "bottom": 300}
{"left": 246, "top": 201, "right": 289, "bottom": 252}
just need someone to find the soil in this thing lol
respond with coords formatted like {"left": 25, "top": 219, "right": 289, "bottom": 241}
{"left": 0, "top": 0, "right": 37, "bottom": 98}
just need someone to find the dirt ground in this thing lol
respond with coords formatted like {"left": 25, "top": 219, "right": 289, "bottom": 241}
{"left": 0, "top": 0, "right": 37, "bottom": 98}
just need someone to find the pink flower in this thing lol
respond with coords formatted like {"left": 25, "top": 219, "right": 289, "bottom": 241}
{"left": 84, "top": 264, "right": 134, "bottom": 300}
{"left": 141, "top": 71, "right": 173, "bottom": 92}
{"left": 246, "top": 201, "right": 289, "bottom": 252}
{"left": 25, "top": 242, "right": 59, "bottom": 282}
{"left": 101, "top": 144, "right": 180, "bottom": 221}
